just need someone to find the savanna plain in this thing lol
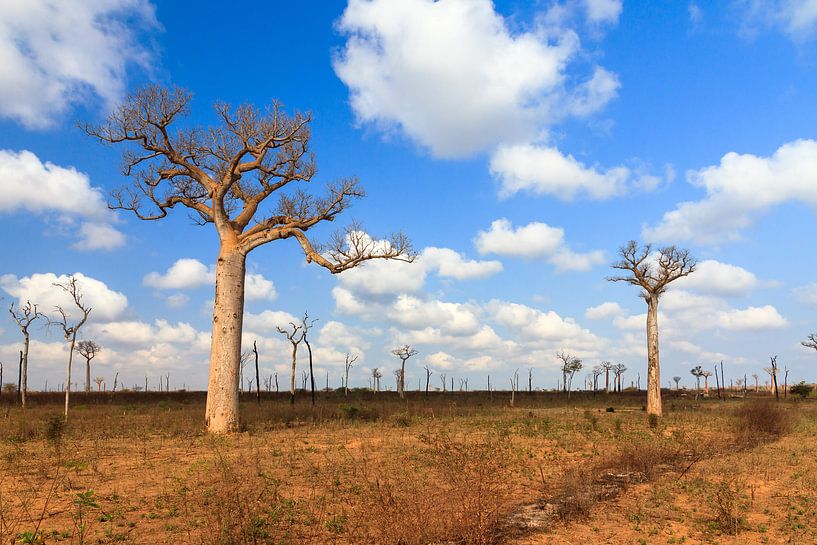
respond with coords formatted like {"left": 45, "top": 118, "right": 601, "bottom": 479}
{"left": 2, "top": 390, "right": 815, "bottom": 545}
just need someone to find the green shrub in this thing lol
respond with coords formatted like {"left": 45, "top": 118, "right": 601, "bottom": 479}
{"left": 789, "top": 382, "right": 813, "bottom": 399}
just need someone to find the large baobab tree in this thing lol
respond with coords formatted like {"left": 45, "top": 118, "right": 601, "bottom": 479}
{"left": 52, "top": 277, "right": 92, "bottom": 420}
{"left": 608, "top": 241, "right": 696, "bottom": 419}
{"left": 9, "top": 301, "right": 43, "bottom": 408}
{"left": 277, "top": 321, "right": 304, "bottom": 405}
{"left": 690, "top": 366, "right": 704, "bottom": 393}
{"left": 85, "top": 85, "right": 413, "bottom": 433}
{"left": 612, "top": 363, "right": 627, "bottom": 392}
{"left": 391, "top": 345, "right": 417, "bottom": 400}
{"left": 75, "top": 340, "right": 101, "bottom": 394}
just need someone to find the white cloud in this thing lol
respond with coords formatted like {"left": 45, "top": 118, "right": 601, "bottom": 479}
{"left": 491, "top": 143, "right": 630, "bottom": 200}
{"left": 333, "top": 0, "right": 598, "bottom": 158}
{"left": 165, "top": 293, "right": 189, "bottom": 308}
{"left": 0, "top": 149, "right": 125, "bottom": 250}
{"left": 674, "top": 259, "right": 761, "bottom": 296}
{"left": 688, "top": 3, "right": 703, "bottom": 24}
{"left": 243, "top": 310, "right": 300, "bottom": 334}
{"left": 488, "top": 300, "right": 598, "bottom": 348}
{"left": 792, "top": 283, "right": 817, "bottom": 306}
{"left": 337, "top": 259, "right": 425, "bottom": 296}
{"left": 715, "top": 305, "right": 787, "bottom": 331}
{"left": 738, "top": 0, "right": 817, "bottom": 40}
{"left": 0, "top": 272, "right": 128, "bottom": 322}
{"left": 144, "top": 259, "right": 214, "bottom": 290}
{"left": 245, "top": 273, "right": 277, "bottom": 301}
{"left": 420, "top": 247, "right": 502, "bottom": 280}
{"left": 0, "top": 0, "right": 156, "bottom": 128}
{"left": 643, "top": 139, "right": 817, "bottom": 244}
{"left": 565, "top": 66, "right": 621, "bottom": 116}
{"left": 475, "top": 219, "right": 605, "bottom": 271}
{"left": 585, "top": 301, "right": 624, "bottom": 320}
{"left": 389, "top": 295, "right": 482, "bottom": 336}
{"left": 583, "top": 0, "right": 623, "bottom": 25}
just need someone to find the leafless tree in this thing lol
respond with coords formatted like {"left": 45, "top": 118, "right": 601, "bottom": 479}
{"left": 767, "top": 356, "right": 780, "bottom": 400}
{"left": 391, "top": 345, "right": 417, "bottom": 400}
{"left": 94, "top": 376, "right": 104, "bottom": 391}
{"left": 300, "top": 312, "right": 319, "bottom": 405}
{"left": 301, "top": 370, "right": 308, "bottom": 391}
{"left": 509, "top": 369, "right": 519, "bottom": 407}
{"left": 608, "top": 241, "right": 696, "bottom": 419}
{"left": 439, "top": 373, "right": 447, "bottom": 392}
{"left": 75, "top": 340, "right": 101, "bottom": 394}
{"left": 85, "top": 85, "right": 414, "bottom": 433}
{"left": 591, "top": 365, "right": 604, "bottom": 395}
{"left": 600, "top": 361, "right": 614, "bottom": 393}
{"left": 371, "top": 368, "right": 381, "bottom": 392}
{"left": 9, "top": 301, "right": 43, "bottom": 407}
{"left": 343, "top": 353, "right": 358, "bottom": 397}
{"left": 423, "top": 365, "right": 433, "bottom": 397}
{"left": 252, "top": 340, "right": 261, "bottom": 403}
{"left": 690, "top": 366, "right": 704, "bottom": 394}
{"left": 752, "top": 373, "right": 759, "bottom": 393}
{"left": 51, "top": 277, "right": 92, "bottom": 420}
{"left": 613, "top": 363, "right": 627, "bottom": 392}
{"left": 672, "top": 376, "right": 681, "bottom": 390}
{"left": 701, "top": 370, "right": 712, "bottom": 396}
{"left": 556, "top": 351, "right": 582, "bottom": 397}
{"left": 277, "top": 321, "right": 304, "bottom": 405}
{"left": 802, "top": 333, "right": 817, "bottom": 351}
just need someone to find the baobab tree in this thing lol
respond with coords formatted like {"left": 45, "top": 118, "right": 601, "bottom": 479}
{"left": 700, "top": 370, "right": 712, "bottom": 396}
{"left": 9, "top": 301, "right": 43, "bottom": 408}
{"left": 94, "top": 376, "right": 104, "bottom": 391}
{"left": 802, "top": 333, "right": 817, "bottom": 351}
{"left": 51, "top": 277, "right": 92, "bottom": 421}
{"left": 608, "top": 241, "right": 696, "bottom": 419}
{"left": 601, "top": 361, "right": 614, "bottom": 393}
{"left": 371, "top": 368, "right": 382, "bottom": 392}
{"left": 391, "top": 345, "right": 417, "bottom": 400}
{"left": 752, "top": 373, "right": 759, "bottom": 393}
{"left": 613, "top": 363, "right": 627, "bottom": 392}
{"left": 592, "top": 365, "right": 604, "bottom": 395}
{"left": 277, "top": 321, "right": 304, "bottom": 405}
{"left": 690, "top": 366, "right": 704, "bottom": 393}
{"left": 343, "top": 353, "right": 358, "bottom": 396}
{"left": 75, "top": 340, "right": 101, "bottom": 394}
{"left": 85, "top": 85, "right": 413, "bottom": 433}
{"left": 556, "top": 351, "right": 582, "bottom": 397}
{"left": 672, "top": 376, "right": 681, "bottom": 390}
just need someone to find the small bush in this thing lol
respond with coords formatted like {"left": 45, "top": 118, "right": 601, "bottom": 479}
{"left": 734, "top": 400, "right": 792, "bottom": 445}
{"left": 789, "top": 381, "right": 813, "bottom": 399}
{"left": 44, "top": 415, "right": 66, "bottom": 442}
{"left": 707, "top": 480, "right": 748, "bottom": 535}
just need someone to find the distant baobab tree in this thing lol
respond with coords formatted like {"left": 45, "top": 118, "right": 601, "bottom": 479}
{"left": 75, "top": 340, "right": 101, "bottom": 393}
{"left": 700, "top": 370, "right": 712, "bottom": 395}
{"left": 391, "top": 345, "right": 417, "bottom": 400}
{"left": 612, "top": 363, "right": 627, "bottom": 392}
{"left": 591, "top": 365, "right": 604, "bottom": 393}
{"left": 752, "top": 373, "right": 759, "bottom": 393}
{"left": 556, "top": 351, "right": 582, "bottom": 397}
{"left": 672, "top": 376, "right": 681, "bottom": 390}
{"left": 277, "top": 321, "right": 304, "bottom": 405}
{"left": 51, "top": 277, "right": 92, "bottom": 421}
{"left": 371, "top": 368, "right": 382, "bottom": 392}
{"left": 601, "top": 361, "right": 614, "bottom": 393}
{"left": 9, "top": 300, "right": 43, "bottom": 408}
{"left": 690, "top": 366, "right": 704, "bottom": 393}
{"left": 343, "top": 353, "right": 358, "bottom": 396}
{"left": 439, "top": 373, "right": 447, "bottom": 392}
{"left": 423, "top": 366, "right": 433, "bottom": 397}
{"left": 85, "top": 85, "right": 414, "bottom": 433}
{"left": 608, "top": 241, "right": 696, "bottom": 420}
{"left": 94, "top": 376, "right": 104, "bottom": 391}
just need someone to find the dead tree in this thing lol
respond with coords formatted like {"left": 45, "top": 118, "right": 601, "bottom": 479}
{"left": 301, "top": 370, "right": 308, "bottom": 391}
{"left": 608, "top": 241, "right": 696, "bottom": 420}
{"left": 343, "top": 353, "right": 358, "bottom": 396}
{"left": 75, "top": 340, "right": 101, "bottom": 394}
{"left": 391, "top": 345, "right": 417, "bottom": 400}
{"left": 9, "top": 301, "right": 43, "bottom": 408}
{"left": 440, "top": 373, "right": 447, "bottom": 392}
{"left": 51, "top": 277, "right": 92, "bottom": 421}
{"left": 300, "top": 313, "right": 318, "bottom": 406}
{"left": 509, "top": 369, "right": 519, "bottom": 407}
{"left": 277, "top": 321, "right": 304, "bottom": 405}
{"left": 85, "top": 85, "right": 414, "bottom": 433}
{"left": 274, "top": 372, "right": 279, "bottom": 392}
{"left": 422, "top": 366, "right": 433, "bottom": 398}
{"left": 802, "top": 333, "right": 817, "bottom": 351}
{"left": 768, "top": 356, "right": 780, "bottom": 400}
{"left": 252, "top": 340, "right": 261, "bottom": 403}
{"left": 556, "top": 351, "right": 583, "bottom": 398}
{"left": 528, "top": 368, "right": 533, "bottom": 394}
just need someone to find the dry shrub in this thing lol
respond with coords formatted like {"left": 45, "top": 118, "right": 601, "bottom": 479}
{"left": 174, "top": 445, "right": 320, "bottom": 545}
{"left": 734, "top": 399, "right": 792, "bottom": 446}
{"left": 706, "top": 479, "right": 748, "bottom": 535}
{"left": 358, "top": 431, "right": 515, "bottom": 545}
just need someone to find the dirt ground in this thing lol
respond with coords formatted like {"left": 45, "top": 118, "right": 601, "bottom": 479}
{"left": 0, "top": 391, "right": 813, "bottom": 544}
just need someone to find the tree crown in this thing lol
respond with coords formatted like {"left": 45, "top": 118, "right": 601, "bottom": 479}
{"left": 608, "top": 240, "right": 696, "bottom": 299}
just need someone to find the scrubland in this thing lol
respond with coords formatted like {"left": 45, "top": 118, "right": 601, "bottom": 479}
{"left": 1, "top": 390, "right": 814, "bottom": 544}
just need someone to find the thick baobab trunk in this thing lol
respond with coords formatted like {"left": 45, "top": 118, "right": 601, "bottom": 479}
{"left": 21, "top": 333, "right": 29, "bottom": 407}
{"left": 399, "top": 361, "right": 406, "bottom": 400}
{"left": 205, "top": 248, "right": 246, "bottom": 433}
{"left": 85, "top": 357, "right": 91, "bottom": 394}
{"left": 646, "top": 296, "right": 662, "bottom": 418}
{"left": 64, "top": 335, "right": 77, "bottom": 420}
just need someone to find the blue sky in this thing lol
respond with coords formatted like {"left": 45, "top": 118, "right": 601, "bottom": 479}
{"left": 2, "top": 0, "right": 817, "bottom": 392}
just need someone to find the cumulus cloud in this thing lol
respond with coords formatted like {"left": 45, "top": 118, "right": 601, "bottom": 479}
{"left": 334, "top": 0, "right": 619, "bottom": 158}
{"left": 0, "top": 0, "right": 156, "bottom": 128}
{"left": 738, "top": 0, "right": 817, "bottom": 40}
{"left": 792, "top": 283, "right": 817, "bottom": 306}
{"left": 0, "top": 149, "right": 125, "bottom": 250}
{"left": 144, "top": 259, "right": 277, "bottom": 301}
{"left": 0, "top": 272, "right": 127, "bottom": 321}
{"left": 643, "top": 139, "right": 817, "bottom": 244}
{"left": 585, "top": 301, "right": 625, "bottom": 320}
{"left": 475, "top": 219, "right": 605, "bottom": 271}
{"left": 420, "top": 247, "right": 502, "bottom": 280}
{"left": 674, "top": 260, "right": 761, "bottom": 296}
{"left": 389, "top": 295, "right": 482, "bottom": 336}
